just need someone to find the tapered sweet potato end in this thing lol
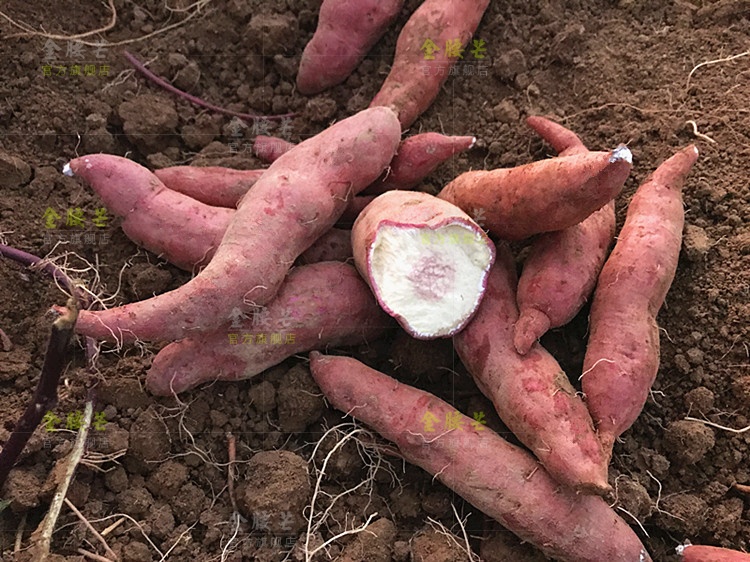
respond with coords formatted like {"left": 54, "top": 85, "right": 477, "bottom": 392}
{"left": 513, "top": 308, "right": 551, "bottom": 355}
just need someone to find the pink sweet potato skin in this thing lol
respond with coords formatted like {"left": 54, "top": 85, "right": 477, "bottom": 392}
{"left": 514, "top": 116, "right": 616, "bottom": 354}
{"left": 146, "top": 262, "right": 390, "bottom": 395}
{"left": 514, "top": 202, "right": 615, "bottom": 354}
{"left": 253, "top": 135, "right": 295, "bottom": 163}
{"left": 679, "top": 545, "right": 750, "bottom": 561}
{"left": 297, "top": 228, "right": 352, "bottom": 265}
{"left": 69, "top": 107, "right": 401, "bottom": 343}
{"left": 351, "top": 190, "right": 495, "bottom": 339}
{"left": 67, "top": 155, "right": 232, "bottom": 271}
{"left": 297, "top": 0, "right": 405, "bottom": 95}
{"left": 438, "top": 148, "right": 632, "bottom": 240}
{"left": 365, "top": 133, "right": 476, "bottom": 194}
{"left": 370, "top": 0, "right": 491, "bottom": 128}
{"left": 154, "top": 166, "right": 264, "bottom": 208}
{"left": 309, "top": 353, "right": 651, "bottom": 562}
{"left": 454, "top": 244, "right": 609, "bottom": 494}
{"left": 582, "top": 146, "right": 699, "bottom": 458}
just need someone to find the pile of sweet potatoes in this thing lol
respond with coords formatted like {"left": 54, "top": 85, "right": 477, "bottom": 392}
{"left": 44, "top": 2, "right": 739, "bottom": 560}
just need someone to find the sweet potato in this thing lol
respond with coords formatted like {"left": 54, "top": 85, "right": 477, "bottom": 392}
{"left": 581, "top": 145, "right": 699, "bottom": 459}
{"left": 253, "top": 135, "right": 295, "bottom": 163}
{"left": 63, "top": 107, "right": 401, "bottom": 343}
{"left": 352, "top": 190, "right": 495, "bottom": 339}
{"left": 154, "top": 166, "right": 264, "bottom": 207}
{"left": 297, "top": 228, "right": 352, "bottom": 265}
{"left": 146, "top": 262, "right": 390, "bottom": 395}
{"left": 309, "top": 352, "right": 652, "bottom": 562}
{"left": 296, "top": 0, "right": 405, "bottom": 95}
{"left": 62, "top": 155, "right": 232, "bottom": 271}
{"left": 677, "top": 544, "right": 750, "bottom": 561}
{"left": 514, "top": 117, "right": 617, "bottom": 354}
{"left": 370, "top": 0, "right": 491, "bottom": 128}
{"left": 454, "top": 243, "right": 610, "bottom": 494}
{"left": 438, "top": 145, "right": 632, "bottom": 241}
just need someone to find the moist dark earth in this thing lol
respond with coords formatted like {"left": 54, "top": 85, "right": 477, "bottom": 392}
{"left": 1, "top": 0, "right": 749, "bottom": 560}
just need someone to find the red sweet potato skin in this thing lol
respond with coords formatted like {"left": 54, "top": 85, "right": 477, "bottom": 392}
{"left": 70, "top": 107, "right": 401, "bottom": 343}
{"left": 679, "top": 545, "right": 750, "bottom": 562}
{"left": 453, "top": 244, "right": 609, "bottom": 493}
{"left": 146, "top": 262, "right": 390, "bottom": 395}
{"left": 582, "top": 146, "right": 699, "bottom": 457}
{"left": 297, "top": 0, "right": 405, "bottom": 95}
{"left": 297, "top": 228, "right": 352, "bottom": 265}
{"left": 514, "top": 202, "right": 615, "bottom": 354}
{"left": 309, "top": 353, "right": 651, "bottom": 562}
{"left": 253, "top": 135, "right": 295, "bottom": 163}
{"left": 67, "top": 155, "right": 232, "bottom": 272}
{"left": 370, "top": 0, "right": 491, "bottom": 128}
{"left": 154, "top": 166, "right": 264, "bottom": 208}
{"left": 438, "top": 148, "right": 631, "bottom": 240}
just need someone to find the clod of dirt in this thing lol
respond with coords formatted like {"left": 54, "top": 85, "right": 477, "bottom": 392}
{"left": 656, "top": 493, "right": 708, "bottom": 535}
{"left": 100, "top": 424, "right": 130, "bottom": 455}
{"left": 638, "top": 448, "right": 670, "bottom": 479}
{"left": 493, "top": 49, "right": 527, "bottom": 82}
{"left": 122, "top": 540, "right": 152, "bottom": 562}
{"left": 411, "top": 527, "right": 467, "bottom": 562}
{"left": 684, "top": 386, "right": 715, "bottom": 413}
{"left": 82, "top": 128, "right": 117, "bottom": 154}
{"left": 305, "top": 97, "right": 338, "bottom": 123}
{"left": 247, "top": 13, "right": 298, "bottom": 56}
{"left": 238, "top": 450, "right": 310, "bottom": 534}
{"left": 338, "top": 517, "right": 396, "bottom": 562}
{"left": 707, "top": 498, "right": 745, "bottom": 540}
{"left": 492, "top": 99, "right": 520, "bottom": 124}
{"left": 118, "top": 94, "right": 179, "bottom": 152}
{"left": 98, "top": 375, "right": 151, "bottom": 411}
{"left": 389, "top": 487, "right": 421, "bottom": 519}
{"left": 172, "top": 483, "right": 207, "bottom": 523}
{"left": 421, "top": 490, "right": 452, "bottom": 518}
{"left": 732, "top": 375, "right": 750, "bottom": 403}
{"left": 0, "top": 349, "right": 30, "bottom": 381}
{"left": 104, "top": 465, "right": 129, "bottom": 493}
{"left": 664, "top": 419, "right": 715, "bottom": 465}
{"left": 180, "top": 114, "right": 221, "bottom": 151}
{"left": 277, "top": 364, "right": 325, "bottom": 432}
{"left": 148, "top": 503, "right": 176, "bottom": 541}
{"left": 146, "top": 459, "right": 189, "bottom": 499}
{"left": 389, "top": 331, "right": 456, "bottom": 381}
{"left": 248, "top": 380, "right": 277, "bottom": 413}
{"left": 125, "top": 263, "right": 174, "bottom": 300}
{"left": 0, "top": 151, "right": 32, "bottom": 188}
{"left": 613, "top": 475, "right": 653, "bottom": 521}
{"left": 127, "top": 407, "right": 171, "bottom": 470}
{"left": 117, "top": 486, "right": 155, "bottom": 519}
{"left": 683, "top": 224, "right": 711, "bottom": 262}
{"left": 3, "top": 469, "right": 40, "bottom": 512}
{"left": 480, "top": 529, "right": 548, "bottom": 562}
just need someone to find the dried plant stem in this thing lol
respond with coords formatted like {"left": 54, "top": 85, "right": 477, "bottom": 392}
{"left": 29, "top": 401, "right": 93, "bottom": 561}
{"left": 123, "top": 50, "right": 295, "bottom": 122}
{"left": 65, "top": 498, "right": 118, "bottom": 560}
{"left": 0, "top": 300, "right": 78, "bottom": 489}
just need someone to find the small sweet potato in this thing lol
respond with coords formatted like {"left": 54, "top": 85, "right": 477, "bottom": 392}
{"left": 154, "top": 166, "right": 264, "bottom": 208}
{"left": 63, "top": 155, "right": 232, "bottom": 271}
{"left": 146, "top": 262, "right": 390, "bottom": 395}
{"left": 454, "top": 243, "right": 609, "bottom": 494}
{"left": 309, "top": 352, "right": 652, "bottom": 562}
{"left": 677, "top": 544, "right": 750, "bottom": 561}
{"left": 370, "top": 0, "right": 491, "bottom": 128}
{"left": 63, "top": 107, "right": 401, "bottom": 343}
{"left": 582, "top": 145, "right": 699, "bottom": 459}
{"left": 296, "top": 0, "right": 405, "bottom": 95}
{"left": 514, "top": 116, "right": 617, "bottom": 354}
{"left": 352, "top": 190, "right": 495, "bottom": 339}
{"left": 438, "top": 145, "right": 632, "bottom": 241}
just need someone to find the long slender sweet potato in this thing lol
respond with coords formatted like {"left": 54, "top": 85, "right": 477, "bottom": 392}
{"left": 62, "top": 107, "right": 401, "bottom": 343}
{"left": 62, "top": 156, "right": 232, "bottom": 271}
{"left": 582, "top": 145, "right": 699, "bottom": 460}
{"left": 438, "top": 145, "right": 632, "bottom": 241}
{"left": 370, "top": 0, "right": 491, "bottom": 128}
{"left": 153, "top": 166, "right": 264, "bottom": 208}
{"left": 677, "top": 544, "right": 750, "bottom": 561}
{"left": 514, "top": 117, "right": 617, "bottom": 354}
{"left": 296, "top": 0, "right": 405, "bottom": 95}
{"left": 454, "top": 243, "right": 610, "bottom": 494}
{"left": 309, "top": 353, "right": 652, "bottom": 562}
{"left": 146, "top": 262, "right": 390, "bottom": 395}
{"left": 352, "top": 190, "right": 495, "bottom": 339}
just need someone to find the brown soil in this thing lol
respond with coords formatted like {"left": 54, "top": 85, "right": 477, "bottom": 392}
{"left": 1, "top": 0, "right": 749, "bottom": 561}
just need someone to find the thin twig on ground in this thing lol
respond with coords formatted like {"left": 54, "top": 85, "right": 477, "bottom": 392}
{"left": 29, "top": 401, "right": 93, "bottom": 561}
{"left": 0, "top": 299, "right": 78, "bottom": 489}
{"left": 77, "top": 548, "right": 115, "bottom": 562}
{"left": 687, "top": 50, "right": 750, "bottom": 90}
{"left": 123, "top": 50, "right": 295, "bottom": 122}
{"left": 64, "top": 498, "right": 118, "bottom": 560}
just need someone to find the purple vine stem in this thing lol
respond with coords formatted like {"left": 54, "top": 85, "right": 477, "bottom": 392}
{"left": 122, "top": 50, "right": 297, "bottom": 122}
{"left": 0, "top": 244, "right": 77, "bottom": 297}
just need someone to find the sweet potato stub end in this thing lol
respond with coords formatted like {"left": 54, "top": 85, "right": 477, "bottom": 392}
{"left": 368, "top": 223, "right": 493, "bottom": 339}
